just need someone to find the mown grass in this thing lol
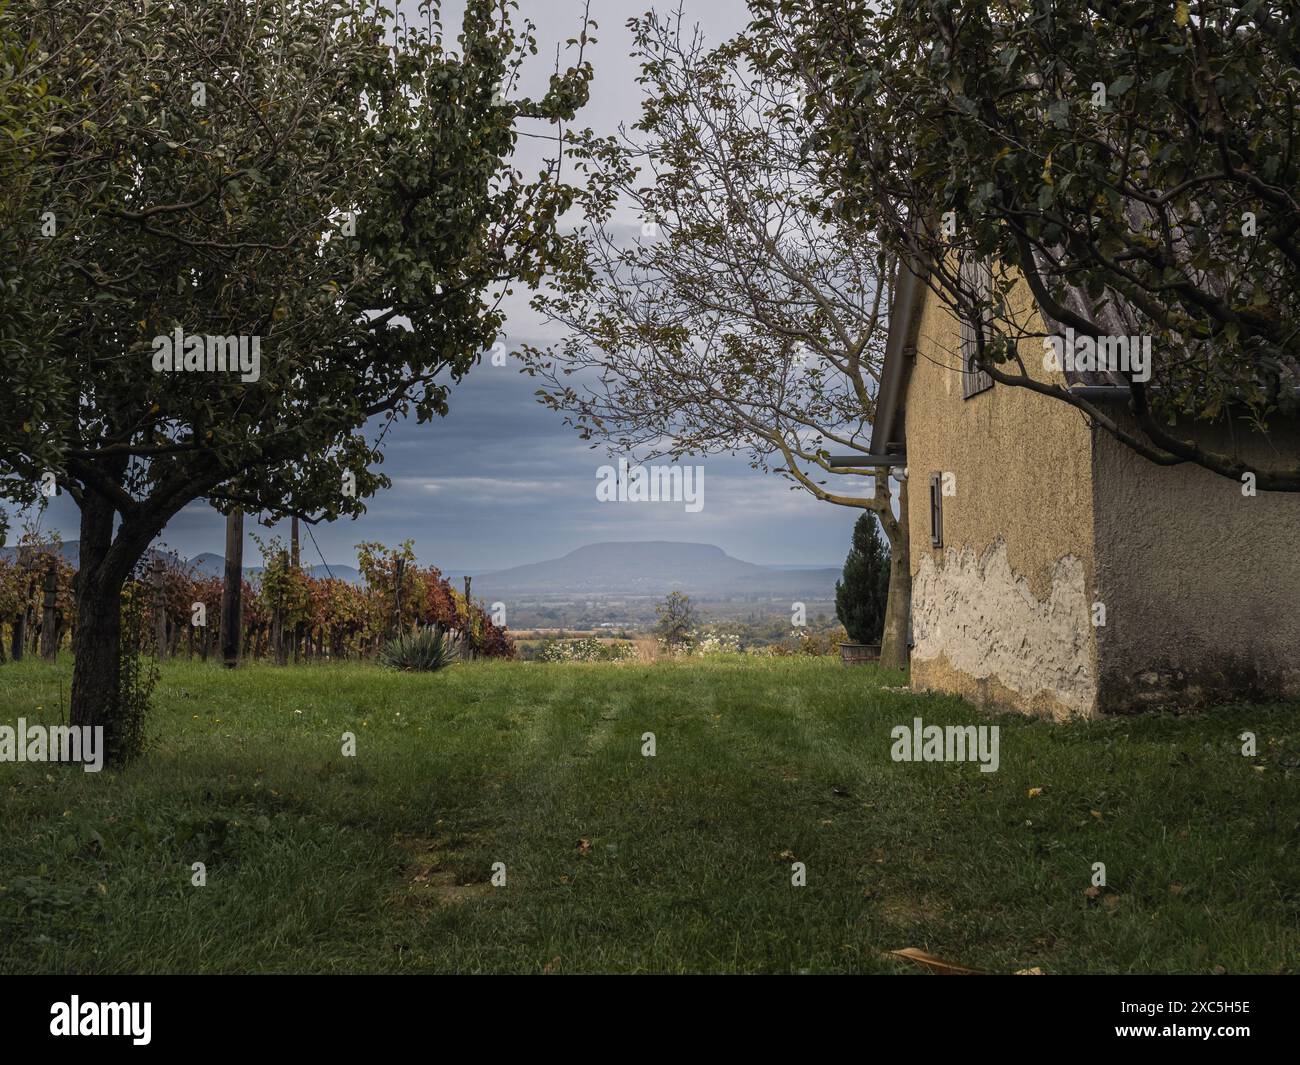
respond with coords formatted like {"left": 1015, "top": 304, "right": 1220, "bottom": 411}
{"left": 0, "top": 656, "right": 1296, "bottom": 974}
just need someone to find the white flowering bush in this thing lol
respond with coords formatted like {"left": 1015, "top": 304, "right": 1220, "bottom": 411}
{"left": 535, "top": 638, "right": 637, "bottom": 663}
{"left": 694, "top": 630, "right": 741, "bottom": 655}
{"left": 661, "top": 627, "right": 742, "bottom": 657}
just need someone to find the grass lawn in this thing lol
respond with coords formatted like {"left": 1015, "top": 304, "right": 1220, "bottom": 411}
{"left": 1, "top": 656, "right": 1296, "bottom": 974}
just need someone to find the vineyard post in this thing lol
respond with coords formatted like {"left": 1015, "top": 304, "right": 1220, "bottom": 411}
{"left": 221, "top": 509, "right": 244, "bottom": 669}
{"left": 463, "top": 575, "right": 473, "bottom": 660}
{"left": 151, "top": 558, "right": 167, "bottom": 661}
{"left": 291, "top": 519, "right": 303, "bottom": 661}
{"left": 394, "top": 557, "right": 405, "bottom": 638}
{"left": 274, "top": 549, "right": 288, "bottom": 666}
{"left": 39, "top": 561, "right": 58, "bottom": 661}
{"left": 11, "top": 546, "right": 30, "bottom": 661}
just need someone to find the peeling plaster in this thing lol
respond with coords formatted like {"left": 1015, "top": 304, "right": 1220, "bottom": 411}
{"left": 912, "top": 540, "right": 1097, "bottom": 717}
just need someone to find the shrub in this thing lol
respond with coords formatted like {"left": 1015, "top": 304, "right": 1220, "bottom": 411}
{"left": 378, "top": 627, "right": 458, "bottom": 672}
{"left": 835, "top": 512, "right": 890, "bottom": 645}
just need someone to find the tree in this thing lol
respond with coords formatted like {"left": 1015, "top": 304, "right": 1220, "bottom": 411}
{"left": 655, "top": 591, "right": 697, "bottom": 650}
{"left": 0, "top": 0, "right": 594, "bottom": 760}
{"left": 835, "top": 512, "right": 890, "bottom": 646}
{"left": 750, "top": 0, "right": 1300, "bottom": 489}
{"left": 0, "top": 0, "right": 62, "bottom": 551}
{"left": 523, "top": 10, "right": 911, "bottom": 667}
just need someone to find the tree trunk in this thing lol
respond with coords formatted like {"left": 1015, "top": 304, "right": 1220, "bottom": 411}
{"left": 875, "top": 472, "right": 911, "bottom": 671}
{"left": 70, "top": 577, "right": 124, "bottom": 732}
{"left": 70, "top": 495, "right": 125, "bottom": 742}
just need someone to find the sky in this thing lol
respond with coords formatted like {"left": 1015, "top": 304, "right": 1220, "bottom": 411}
{"left": 20, "top": 0, "right": 871, "bottom": 574}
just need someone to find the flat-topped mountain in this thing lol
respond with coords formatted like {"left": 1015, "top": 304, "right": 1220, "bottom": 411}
{"left": 472, "top": 541, "right": 840, "bottom": 598}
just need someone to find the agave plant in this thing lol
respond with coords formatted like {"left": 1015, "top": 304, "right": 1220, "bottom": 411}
{"left": 378, "top": 627, "right": 459, "bottom": 672}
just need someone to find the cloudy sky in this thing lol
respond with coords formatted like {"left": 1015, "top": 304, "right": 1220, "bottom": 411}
{"left": 24, "top": 0, "right": 872, "bottom": 574}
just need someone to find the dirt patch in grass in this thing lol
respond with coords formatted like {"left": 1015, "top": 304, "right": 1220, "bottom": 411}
{"left": 394, "top": 832, "right": 492, "bottom": 907}
{"left": 876, "top": 894, "right": 949, "bottom": 926}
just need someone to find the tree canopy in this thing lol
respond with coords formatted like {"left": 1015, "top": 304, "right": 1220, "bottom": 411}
{"left": 0, "top": 0, "right": 594, "bottom": 756}
{"left": 750, "top": 0, "right": 1300, "bottom": 488}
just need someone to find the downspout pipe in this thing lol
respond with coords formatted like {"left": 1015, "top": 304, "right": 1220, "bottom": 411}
{"left": 827, "top": 453, "right": 909, "bottom": 468}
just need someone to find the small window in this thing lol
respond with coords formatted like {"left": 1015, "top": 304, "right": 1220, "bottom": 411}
{"left": 929, "top": 473, "right": 944, "bottom": 549}
{"left": 960, "top": 257, "right": 994, "bottom": 398}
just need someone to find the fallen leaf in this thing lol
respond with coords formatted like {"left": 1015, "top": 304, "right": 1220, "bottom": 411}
{"left": 882, "top": 947, "right": 986, "bottom": 975}
{"left": 1090, "top": 810, "right": 1103, "bottom": 820}
{"left": 1027, "top": 787, "right": 1045, "bottom": 798}
{"left": 577, "top": 838, "right": 591, "bottom": 855}
{"left": 1014, "top": 966, "right": 1045, "bottom": 975}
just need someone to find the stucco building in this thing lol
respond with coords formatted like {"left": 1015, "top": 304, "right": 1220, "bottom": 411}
{"left": 869, "top": 260, "right": 1300, "bottom": 719}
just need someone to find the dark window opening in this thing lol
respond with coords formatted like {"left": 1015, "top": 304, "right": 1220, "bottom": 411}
{"left": 929, "top": 473, "right": 944, "bottom": 548}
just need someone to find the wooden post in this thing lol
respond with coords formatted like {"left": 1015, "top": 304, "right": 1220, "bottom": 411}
{"left": 275, "top": 549, "right": 288, "bottom": 665}
{"left": 39, "top": 561, "right": 58, "bottom": 661}
{"left": 221, "top": 509, "right": 244, "bottom": 669}
{"left": 394, "top": 558, "right": 405, "bottom": 636}
{"left": 11, "top": 547, "right": 30, "bottom": 662}
{"left": 151, "top": 558, "right": 167, "bottom": 660}
{"left": 462, "top": 575, "right": 473, "bottom": 660}
{"left": 291, "top": 517, "right": 302, "bottom": 661}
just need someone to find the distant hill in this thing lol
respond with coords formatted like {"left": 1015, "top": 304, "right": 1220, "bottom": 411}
{"left": 2, "top": 543, "right": 362, "bottom": 585}
{"left": 188, "top": 552, "right": 362, "bottom": 584}
{"left": 0, "top": 541, "right": 82, "bottom": 566}
{"left": 472, "top": 541, "right": 841, "bottom": 599}
{"left": 2, "top": 539, "right": 836, "bottom": 597}
{"left": 186, "top": 552, "right": 230, "bottom": 577}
